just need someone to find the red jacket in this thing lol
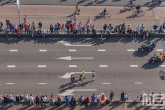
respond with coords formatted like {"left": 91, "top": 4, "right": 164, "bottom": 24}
{"left": 24, "top": 24, "right": 29, "bottom": 29}
{"left": 85, "top": 97, "right": 90, "bottom": 103}
{"left": 17, "top": 29, "right": 21, "bottom": 34}
{"left": 70, "top": 23, "right": 74, "bottom": 29}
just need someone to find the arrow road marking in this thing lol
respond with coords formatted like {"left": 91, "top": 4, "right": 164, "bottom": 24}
{"left": 58, "top": 72, "right": 92, "bottom": 78}
{"left": 57, "top": 56, "right": 93, "bottom": 60}
{"left": 58, "top": 89, "right": 97, "bottom": 96}
{"left": 60, "top": 41, "right": 92, "bottom": 46}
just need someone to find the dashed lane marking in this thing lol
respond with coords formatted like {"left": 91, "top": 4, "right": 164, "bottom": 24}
{"left": 98, "top": 49, "right": 106, "bottom": 51}
{"left": 38, "top": 65, "right": 46, "bottom": 68}
{"left": 156, "top": 49, "right": 163, "bottom": 51}
{"left": 7, "top": 65, "right": 15, "bottom": 68}
{"left": 102, "top": 83, "right": 111, "bottom": 84}
{"left": 6, "top": 83, "right": 15, "bottom": 84}
{"left": 69, "top": 49, "right": 76, "bottom": 52}
{"left": 10, "top": 50, "right": 18, "bottom": 52}
{"left": 38, "top": 83, "right": 47, "bottom": 84}
{"left": 99, "top": 65, "right": 108, "bottom": 67}
{"left": 39, "top": 49, "right": 47, "bottom": 52}
{"left": 134, "top": 82, "right": 143, "bottom": 84}
{"left": 160, "top": 65, "right": 165, "bottom": 67}
{"left": 69, "top": 65, "right": 77, "bottom": 67}
{"left": 127, "top": 49, "right": 135, "bottom": 51}
{"left": 130, "top": 65, "right": 138, "bottom": 67}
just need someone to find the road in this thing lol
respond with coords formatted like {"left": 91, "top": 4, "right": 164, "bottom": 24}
{"left": 0, "top": 36, "right": 165, "bottom": 101}
{"left": 1, "top": 0, "right": 165, "bottom": 6}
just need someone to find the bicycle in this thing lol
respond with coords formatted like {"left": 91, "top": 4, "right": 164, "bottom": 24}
{"left": 133, "top": 10, "right": 146, "bottom": 16}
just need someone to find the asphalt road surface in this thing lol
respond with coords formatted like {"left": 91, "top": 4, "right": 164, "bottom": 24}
{"left": 1, "top": 0, "right": 165, "bottom": 6}
{"left": 0, "top": 36, "right": 165, "bottom": 100}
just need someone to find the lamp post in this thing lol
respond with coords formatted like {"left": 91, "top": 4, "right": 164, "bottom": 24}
{"left": 16, "top": 0, "right": 21, "bottom": 25}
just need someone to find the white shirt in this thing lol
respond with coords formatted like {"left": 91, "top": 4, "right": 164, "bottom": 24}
{"left": 42, "top": 96, "right": 47, "bottom": 102}
{"left": 29, "top": 96, "right": 34, "bottom": 101}
{"left": 96, "top": 95, "right": 101, "bottom": 99}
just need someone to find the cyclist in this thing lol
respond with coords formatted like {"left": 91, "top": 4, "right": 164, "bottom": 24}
{"left": 128, "top": 0, "right": 133, "bottom": 7}
{"left": 135, "top": 5, "right": 141, "bottom": 14}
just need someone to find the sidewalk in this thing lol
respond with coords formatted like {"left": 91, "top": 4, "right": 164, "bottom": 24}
{"left": 0, "top": 5, "right": 164, "bottom": 30}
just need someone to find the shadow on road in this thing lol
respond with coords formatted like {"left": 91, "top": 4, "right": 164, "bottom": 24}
{"left": 142, "top": 62, "right": 163, "bottom": 70}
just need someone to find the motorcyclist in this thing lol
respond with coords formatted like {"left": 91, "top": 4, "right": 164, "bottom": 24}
{"left": 156, "top": 53, "right": 165, "bottom": 61}
{"left": 147, "top": 41, "right": 155, "bottom": 49}
{"left": 135, "top": 5, "right": 141, "bottom": 14}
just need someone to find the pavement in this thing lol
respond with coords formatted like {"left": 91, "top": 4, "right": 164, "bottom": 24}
{"left": 0, "top": 0, "right": 165, "bottom": 6}
{"left": 0, "top": 5, "right": 165, "bottom": 30}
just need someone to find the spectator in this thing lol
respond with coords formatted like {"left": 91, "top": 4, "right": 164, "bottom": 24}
{"left": 91, "top": 93, "right": 96, "bottom": 105}
{"left": 70, "top": 23, "right": 74, "bottom": 33}
{"left": 24, "top": 94, "right": 29, "bottom": 103}
{"left": 108, "top": 24, "right": 113, "bottom": 32}
{"left": 28, "top": 24, "right": 32, "bottom": 34}
{"left": 3, "top": 94, "right": 8, "bottom": 106}
{"left": 92, "top": 25, "right": 96, "bottom": 39}
{"left": 14, "top": 24, "right": 17, "bottom": 34}
{"left": 142, "top": 30, "right": 148, "bottom": 39}
{"left": 78, "top": 22, "right": 82, "bottom": 34}
{"left": 136, "top": 25, "right": 140, "bottom": 34}
{"left": 159, "top": 25, "right": 163, "bottom": 33}
{"left": 92, "top": 70, "right": 95, "bottom": 79}
{"left": 46, "top": 30, "right": 50, "bottom": 37}
{"left": 50, "top": 95, "right": 55, "bottom": 105}
{"left": 38, "top": 21, "right": 42, "bottom": 30}
{"left": 20, "top": 94, "right": 24, "bottom": 102}
{"left": 73, "top": 14, "right": 78, "bottom": 24}
{"left": 86, "top": 16, "right": 91, "bottom": 25}
{"left": 114, "top": 25, "right": 119, "bottom": 33}
{"left": 109, "top": 91, "right": 114, "bottom": 102}
{"left": 32, "top": 22, "right": 36, "bottom": 31}
{"left": 140, "top": 91, "right": 145, "bottom": 102}
{"left": 0, "top": 22, "right": 3, "bottom": 31}
{"left": 73, "top": 28, "right": 79, "bottom": 39}
{"left": 29, "top": 94, "right": 34, "bottom": 104}
{"left": 65, "top": 95, "right": 70, "bottom": 106}
{"left": 131, "top": 31, "right": 136, "bottom": 39}
{"left": 19, "top": 23, "right": 23, "bottom": 33}
{"left": 65, "top": 23, "right": 70, "bottom": 34}
{"left": 71, "top": 96, "right": 76, "bottom": 109}
{"left": 24, "top": 15, "right": 28, "bottom": 23}
{"left": 120, "top": 91, "right": 124, "bottom": 102}
{"left": 100, "top": 30, "right": 103, "bottom": 39}
{"left": 24, "top": 23, "right": 29, "bottom": 33}
{"left": 121, "top": 22, "right": 126, "bottom": 32}
{"left": 0, "top": 95, "right": 2, "bottom": 105}
{"left": 9, "top": 24, "right": 14, "bottom": 34}
{"left": 35, "top": 95, "right": 40, "bottom": 107}
{"left": 96, "top": 93, "right": 101, "bottom": 105}
{"left": 82, "top": 25, "right": 85, "bottom": 34}
{"left": 42, "top": 95, "right": 47, "bottom": 107}
{"left": 57, "top": 96, "right": 62, "bottom": 106}
{"left": 86, "top": 24, "right": 90, "bottom": 34}
{"left": 101, "top": 94, "right": 106, "bottom": 105}
{"left": 16, "top": 94, "right": 20, "bottom": 102}
{"left": 103, "top": 24, "right": 107, "bottom": 33}
{"left": 6, "top": 19, "right": 9, "bottom": 28}
{"left": 153, "top": 24, "right": 158, "bottom": 34}
{"left": 140, "top": 24, "right": 145, "bottom": 33}
{"left": 85, "top": 96, "right": 90, "bottom": 107}
{"left": 50, "top": 24, "right": 54, "bottom": 34}
{"left": 106, "top": 30, "right": 110, "bottom": 40}
{"left": 78, "top": 95, "right": 84, "bottom": 103}
{"left": 119, "top": 24, "right": 122, "bottom": 33}
{"left": 5, "top": 29, "right": 9, "bottom": 39}
{"left": 17, "top": 28, "right": 21, "bottom": 38}
{"left": 133, "top": 96, "right": 140, "bottom": 102}
{"left": 8, "top": 94, "right": 14, "bottom": 106}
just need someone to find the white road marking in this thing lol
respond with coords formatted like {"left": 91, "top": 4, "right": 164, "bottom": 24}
{"left": 130, "top": 65, "right": 138, "bottom": 67}
{"left": 69, "top": 49, "right": 76, "bottom": 52}
{"left": 58, "top": 72, "right": 92, "bottom": 78}
{"left": 38, "top": 83, "right": 47, "bottom": 84}
{"left": 7, "top": 65, "right": 15, "bottom": 68}
{"left": 98, "top": 49, "right": 106, "bottom": 51}
{"left": 6, "top": 83, "right": 15, "bottom": 84}
{"left": 10, "top": 50, "right": 18, "bottom": 52}
{"left": 69, "top": 65, "right": 77, "bottom": 67}
{"left": 102, "top": 83, "right": 111, "bottom": 84}
{"left": 57, "top": 56, "right": 93, "bottom": 60}
{"left": 156, "top": 49, "right": 163, "bottom": 51}
{"left": 38, "top": 65, "right": 46, "bottom": 68}
{"left": 39, "top": 49, "right": 47, "bottom": 52}
{"left": 160, "top": 65, "right": 165, "bottom": 67}
{"left": 134, "top": 82, "right": 143, "bottom": 84}
{"left": 127, "top": 49, "right": 135, "bottom": 51}
{"left": 100, "top": 65, "right": 108, "bottom": 67}
{"left": 58, "top": 89, "right": 97, "bottom": 96}
{"left": 61, "top": 41, "right": 92, "bottom": 46}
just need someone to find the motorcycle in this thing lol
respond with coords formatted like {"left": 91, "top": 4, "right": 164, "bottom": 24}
{"left": 138, "top": 41, "right": 156, "bottom": 51}
{"left": 148, "top": 54, "right": 165, "bottom": 63}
